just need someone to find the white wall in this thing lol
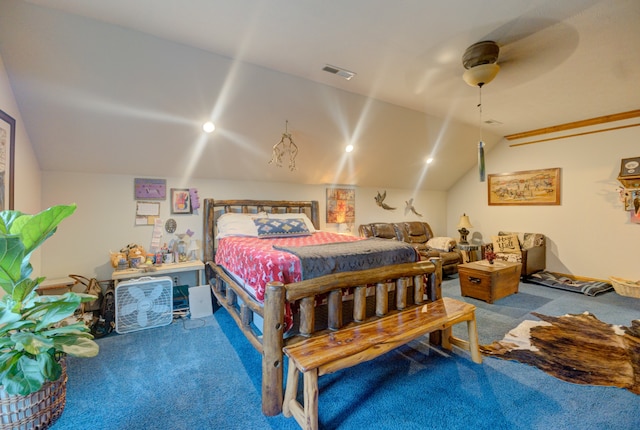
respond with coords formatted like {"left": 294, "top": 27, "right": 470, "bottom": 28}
{"left": 41, "top": 173, "right": 448, "bottom": 280}
{"left": 0, "top": 55, "right": 43, "bottom": 277}
{"left": 447, "top": 119, "right": 640, "bottom": 280}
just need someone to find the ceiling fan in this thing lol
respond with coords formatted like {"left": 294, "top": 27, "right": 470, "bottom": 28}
{"left": 461, "top": 40, "right": 501, "bottom": 88}
{"left": 460, "top": 40, "right": 502, "bottom": 182}
{"left": 405, "top": 4, "right": 583, "bottom": 100}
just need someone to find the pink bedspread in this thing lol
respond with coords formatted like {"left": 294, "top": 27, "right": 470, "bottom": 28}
{"left": 214, "top": 231, "right": 363, "bottom": 301}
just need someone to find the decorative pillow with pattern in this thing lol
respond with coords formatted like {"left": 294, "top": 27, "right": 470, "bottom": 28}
{"left": 267, "top": 213, "right": 317, "bottom": 232}
{"left": 492, "top": 234, "right": 521, "bottom": 254}
{"left": 254, "top": 218, "right": 311, "bottom": 238}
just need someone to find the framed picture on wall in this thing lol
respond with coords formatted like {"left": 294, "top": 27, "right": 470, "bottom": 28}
{"left": 0, "top": 109, "right": 16, "bottom": 210}
{"left": 134, "top": 178, "right": 166, "bottom": 200}
{"left": 171, "top": 188, "right": 192, "bottom": 214}
{"left": 619, "top": 157, "right": 640, "bottom": 177}
{"left": 488, "top": 167, "right": 561, "bottom": 206}
{"left": 326, "top": 187, "right": 356, "bottom": 224}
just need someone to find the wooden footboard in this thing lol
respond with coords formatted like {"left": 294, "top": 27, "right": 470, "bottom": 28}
{"left": 209, "top": 258, "right": 442, "bottom": 416}
{"left": 203, "top": 198, "right": 443, "bottom": 416}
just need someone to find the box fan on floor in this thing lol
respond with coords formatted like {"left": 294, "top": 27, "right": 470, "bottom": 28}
{"left": 115, "top": 276, "right": 173, "bottom": 334}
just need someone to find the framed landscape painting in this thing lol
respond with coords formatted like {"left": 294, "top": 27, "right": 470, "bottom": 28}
{"left": 0, "top": 109, "right": 15, "bottom": 210}
{"left": 488, "top": 168, "right": 561, "bottom": 206}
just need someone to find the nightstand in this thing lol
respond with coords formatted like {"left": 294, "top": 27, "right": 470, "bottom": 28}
{"left": 457, "top": 244, "right": 479, "bottom": 264}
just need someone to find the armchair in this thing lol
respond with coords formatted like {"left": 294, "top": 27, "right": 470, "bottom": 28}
{"left": 481, "top": 232, "right": 546, "bottom": 278}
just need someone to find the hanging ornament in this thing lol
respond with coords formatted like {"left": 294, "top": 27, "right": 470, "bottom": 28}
{"left": 477, "top": 84, "right": 486, "bottom": 182}
{"left": 269, "top": 120, "right": 298, "bottom": 171}
{"left": 478, "top": 141, "right": 485, "bottom": 182}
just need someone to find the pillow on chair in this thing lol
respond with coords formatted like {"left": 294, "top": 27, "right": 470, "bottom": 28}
{"left": 492, "top": 234, "right": 521, "bottom": 254}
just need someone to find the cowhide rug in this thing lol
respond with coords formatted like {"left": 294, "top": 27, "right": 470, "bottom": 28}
{"left": 480, "top": 312, "right": 640, "bottom": 394}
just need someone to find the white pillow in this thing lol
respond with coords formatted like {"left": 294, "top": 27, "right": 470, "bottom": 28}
{"left": 267, "top": 212, "right": 316, "bottom": 233}
{"left": 216, "top": 213, "right": 265, "bottom": 238}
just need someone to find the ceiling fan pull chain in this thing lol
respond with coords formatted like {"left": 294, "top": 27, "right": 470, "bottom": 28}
{"left": 477, "top": 85, "right": 486, "bottom": 182}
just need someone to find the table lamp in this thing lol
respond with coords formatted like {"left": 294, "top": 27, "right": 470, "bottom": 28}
{"left": 457, "top": 214, "right": 473, "bottom": 245}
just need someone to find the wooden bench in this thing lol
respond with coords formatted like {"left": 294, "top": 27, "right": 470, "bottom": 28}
{"left": 282, "top": 297, "right": 482, "bottom": 430}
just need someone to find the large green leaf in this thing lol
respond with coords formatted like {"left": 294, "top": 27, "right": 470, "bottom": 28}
{"left": 9, "top": 205, "right": 76, "bottom": 256}
{"left": 53, "top": 335, "right": 99, "bottom": 357}
{"left": 0, "top": 235, "right": 26, "bottom": 295}
{"left": 44, "top": 321, "right": 92, "bottom": 337}
{"left": 27, "top": 292, "right": 83, "bottom": 329}
{"left": 1, "top": 355, "right": 46, "bottom": 395}
{"left": 11, "top": 331, "right": 54, "bottom": 355}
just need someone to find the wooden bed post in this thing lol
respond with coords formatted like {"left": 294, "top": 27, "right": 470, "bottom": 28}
{"left": 203, "top": 199, "right": 215, "bottom": 264}
{"left": 428, "top": 257, "right": 443, "bottom": 345}
{"left": 262, "top": 281, "right": 286, "bottom": 416}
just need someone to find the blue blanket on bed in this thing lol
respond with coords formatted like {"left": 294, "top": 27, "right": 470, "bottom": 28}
{"left": 274, "top": 238, "right": 418, "bottom": 279}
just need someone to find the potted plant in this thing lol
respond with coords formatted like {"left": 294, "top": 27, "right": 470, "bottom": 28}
{"left": 0, "top": 204, "right": 99, "bottom": 428}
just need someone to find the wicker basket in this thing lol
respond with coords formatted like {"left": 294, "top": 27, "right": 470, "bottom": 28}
{"left": 0, "top": 359, "right": 67, "bottom": 430}
{"left": 609, "top": 276, "right": 640, "bottom": 298}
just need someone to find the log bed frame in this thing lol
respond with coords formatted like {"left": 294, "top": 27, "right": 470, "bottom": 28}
{"left": 203, "top": 198, "right": 443, "bottom": 416}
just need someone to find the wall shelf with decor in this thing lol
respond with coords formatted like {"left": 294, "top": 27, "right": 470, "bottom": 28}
{"left": 617, "top": 157, "right": 640, "bottom": 222}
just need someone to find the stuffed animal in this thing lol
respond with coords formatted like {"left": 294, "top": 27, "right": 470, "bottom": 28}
{"left": 120, "top": 243, "right": 146, "bottom": 268}
{"left": 110, "top": 251, "right": 127, "bottom": 268}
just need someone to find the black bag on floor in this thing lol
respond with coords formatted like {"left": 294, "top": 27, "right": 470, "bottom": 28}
{"left": 92, "top": 282, "right": 115, "bottom": 338}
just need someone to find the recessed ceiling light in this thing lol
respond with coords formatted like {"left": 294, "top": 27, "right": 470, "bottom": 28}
{"left": 426, "top": 158, "right": 434, "bottom": 164}
{"left": 345, "top": 144, "right": 354, "bottom": 153}
{"left": 202, "top": 121, "right": 215, "bottom": 133}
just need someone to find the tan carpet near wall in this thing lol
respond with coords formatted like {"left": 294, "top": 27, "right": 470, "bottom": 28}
{"left": 481, "top": 312, "right": 640, "bottom": 395}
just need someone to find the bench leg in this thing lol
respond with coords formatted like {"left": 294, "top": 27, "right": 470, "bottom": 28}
{"left": 303, "top": 370, "right": 319, "bottom": 430}
{"left": 283, "top": 358, "right": 299, "bottom": 418}
{"left": 441, "top": 326, "right": 452, "bottom": 350}
{"left": 283, "top": 357, "right": 320, "bottom": 430}
{"left": 466, "top": 315, "right": 482, "bottom": 364}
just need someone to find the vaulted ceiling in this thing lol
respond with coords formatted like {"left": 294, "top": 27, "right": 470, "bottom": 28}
{"left": 1, "top": 0, "right": 639, "bottom": 190}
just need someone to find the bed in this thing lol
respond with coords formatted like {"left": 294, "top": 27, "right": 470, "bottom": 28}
{"left": 203, "top": 199, "right": 443, "bottom": 416}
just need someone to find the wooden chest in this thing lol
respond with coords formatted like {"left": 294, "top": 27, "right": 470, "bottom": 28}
{"left": 458, "top": 260, "right": 522, "bottom": 303}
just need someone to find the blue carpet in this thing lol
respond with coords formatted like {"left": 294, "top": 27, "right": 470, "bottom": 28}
{"left": 53, "top": 279, "right": 639, "bottom": 429}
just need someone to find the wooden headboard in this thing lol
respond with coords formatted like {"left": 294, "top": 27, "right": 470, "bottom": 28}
{"left": 202, "top": 198, "right": 320, "bottom": 263}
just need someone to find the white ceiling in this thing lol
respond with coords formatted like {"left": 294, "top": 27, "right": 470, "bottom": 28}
{"left": 1, "top": 0, "right": 639, "bottom": 191}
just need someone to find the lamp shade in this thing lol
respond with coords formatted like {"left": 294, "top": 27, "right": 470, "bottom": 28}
{"left": 463, "top": 63, "right": 500, "bottom": 87}
{"left": 457, "top": 214, "right": 473, "bottom": 230}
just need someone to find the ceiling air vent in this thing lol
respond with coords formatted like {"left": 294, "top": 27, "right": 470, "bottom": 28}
{"left": 322, "top": 64, "right": 356, "bottom": 80}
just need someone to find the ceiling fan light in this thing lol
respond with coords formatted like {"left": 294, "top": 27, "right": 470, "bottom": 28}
{"left": 463, "top": 63, "right": 500, "bottom": 87}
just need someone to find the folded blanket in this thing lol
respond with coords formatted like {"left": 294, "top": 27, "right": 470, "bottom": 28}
{"left": 274, "top": 238, "right": 418, "bottom": 279}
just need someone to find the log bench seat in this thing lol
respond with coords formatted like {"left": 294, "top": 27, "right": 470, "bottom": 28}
{"left": 282, "top": 297, "right": 482, "bottom": 430}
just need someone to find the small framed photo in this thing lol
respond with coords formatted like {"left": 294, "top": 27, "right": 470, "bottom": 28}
{"left": 171, "top": 188, "right": 191, "bottom": 214}
{"left": 134, "top": 178, "right": 166, "bottom": 200}
{"left": 619, "top": 157, "right": 640, "bottom": 177}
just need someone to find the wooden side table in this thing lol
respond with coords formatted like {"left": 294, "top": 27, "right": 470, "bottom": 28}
{"left": 458, "top": 260, "right": 521, "bottom": 303}
{"left": 457, "top": 244, "right": 479, "bottom": 263}
{"left": 112, "top": 260, "right": 204, "bottom": 287}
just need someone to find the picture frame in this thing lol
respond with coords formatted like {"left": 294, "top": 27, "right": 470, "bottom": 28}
{"left": 619, "top": 157, "right": 640, "bottom": 177}
{"left": 171, "top": 188, "right": 192, "bottom": 214}
{"left": 134, "top": 178, "right": 166, "bottom": 200}
{"left": 0, "top": 109, "right": 16, "bottom": 210}
{"left": 488, "top": 168, "right": 561, "bottom": 206}
{"left": 326, "top": 187, "right": 355, "bottom": 223}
